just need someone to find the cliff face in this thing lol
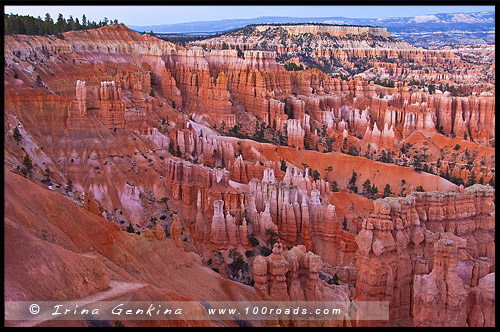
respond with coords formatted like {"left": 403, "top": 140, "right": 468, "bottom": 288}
{"left": 254, "top": 24, "right": 390, "bottom": 38}
{"left": 354, "top": 184, "right": 495, "bottom": 326}
{"left": 194, "top": 24, "right": 459, "bottom": 70}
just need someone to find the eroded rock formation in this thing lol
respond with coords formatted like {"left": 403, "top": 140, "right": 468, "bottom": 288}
{"left": 354, "top": 184, "right": 495, "bottom": 326}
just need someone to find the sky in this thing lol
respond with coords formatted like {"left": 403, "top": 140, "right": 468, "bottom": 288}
{"left": 4, "top": 5, "right": 495, "bottom": 26}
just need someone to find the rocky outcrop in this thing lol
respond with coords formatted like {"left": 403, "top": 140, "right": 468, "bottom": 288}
{"left": 413, "top": 238, "right": 468, "bottom": 327}
{"left": 467, "top": 273, "right": 495, "bottom": 327}
{"left": 286, "top": 119, "right": 305, "bottom": 148}
{"left": 248, "top": 167, "right": 354, "bottom": 269}
{"left": 252, "top": 242, "right": 336, "bottom": 300}
{"left": 210, "top": 200, "right": 229, "bottom": 249}
{"left": 354, "top": 184, "right": 495, "bottom": 326}
{"left": 209, "top": 200, "right": 248, "bottom": 250}
{"left": 170, "top": 214, "right": 183, "bottom": 248}
{"left": 252, "top": 243, "right": 351, "bottom": 326}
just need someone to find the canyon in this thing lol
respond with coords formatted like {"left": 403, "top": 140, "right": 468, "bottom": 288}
{"left": 4, "top": 22, "right": 495, "bottom": 327}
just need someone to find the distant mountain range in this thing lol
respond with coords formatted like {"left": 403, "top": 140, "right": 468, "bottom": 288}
{"left": 129, "top": 11, "right": 495, "bottom": 47}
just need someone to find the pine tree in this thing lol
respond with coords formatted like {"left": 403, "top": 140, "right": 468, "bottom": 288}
{"left": 23, "top": 153, "right": 33, "bottom": 173}
{"left": 280, "top": 159, "right": 287, "bottom": 172}
{"left": 236, "top": 46, "right": 244, "bottom": 58}
{"left": 324, "top": 166, "right": 333, "bottom": 179}
{"left": 56, "top": 13, "right": 64, "bottom": 32}
{"left": 342, "top": 137, "right": 348, "bottom": 153}
{"left": 348, "top": 170, "right": 357, "bottom": 193}
{"left": 44, "top": 13, "right": 53, "bottom": 34}
{"left": 362, "top": 179, "right": 371, "bottom": 194}
{"left": 465, "top": 170, "right": 476, "bottom": 187}
{"left": 69, "top": 15, "right": 75, "bottom": 30}
{"left": 12, "top": 127, "right": 22, "bottom": 145}
{"left": 168, "top": 140, "right": 175, "bottom": 155}
{"left": 383, "top": 183, "right": 392, "bottom": 197}
{"left": 126, "top": 223, "right": 135, "bottom": 233}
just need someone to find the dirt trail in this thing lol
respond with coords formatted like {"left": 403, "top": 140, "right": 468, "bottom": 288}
{"left": 15, "top": 280, "right": 147, "bottom": 327}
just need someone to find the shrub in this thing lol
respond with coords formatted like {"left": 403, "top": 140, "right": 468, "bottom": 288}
{"left": 265, "top": 228, "right": 278, "bottom": 246}
{"left": 260, "top": 246, "right": 272, "bottom": 256}
{"left": 228, "top": 249, "right": 245, "bottom": 277}
{"left": 248, "top": 233, "right": 259, "bottom": 247}
{"left": 311, "top": 169, "right": 320, "bottom": 181}
{"left": 168, "top": 141, "right": 175, "bottom": 155}
{"left": 342, "top": 217, "right": 348, "bottom": 231}
{"left": 284, "top": 62, "right": 304, "bottom": 71}
{"left": 66, "top": 179, "right": 73, "bottom": 192}
{"left": 329, "top": 274, "right": 339, "bottom": 285}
